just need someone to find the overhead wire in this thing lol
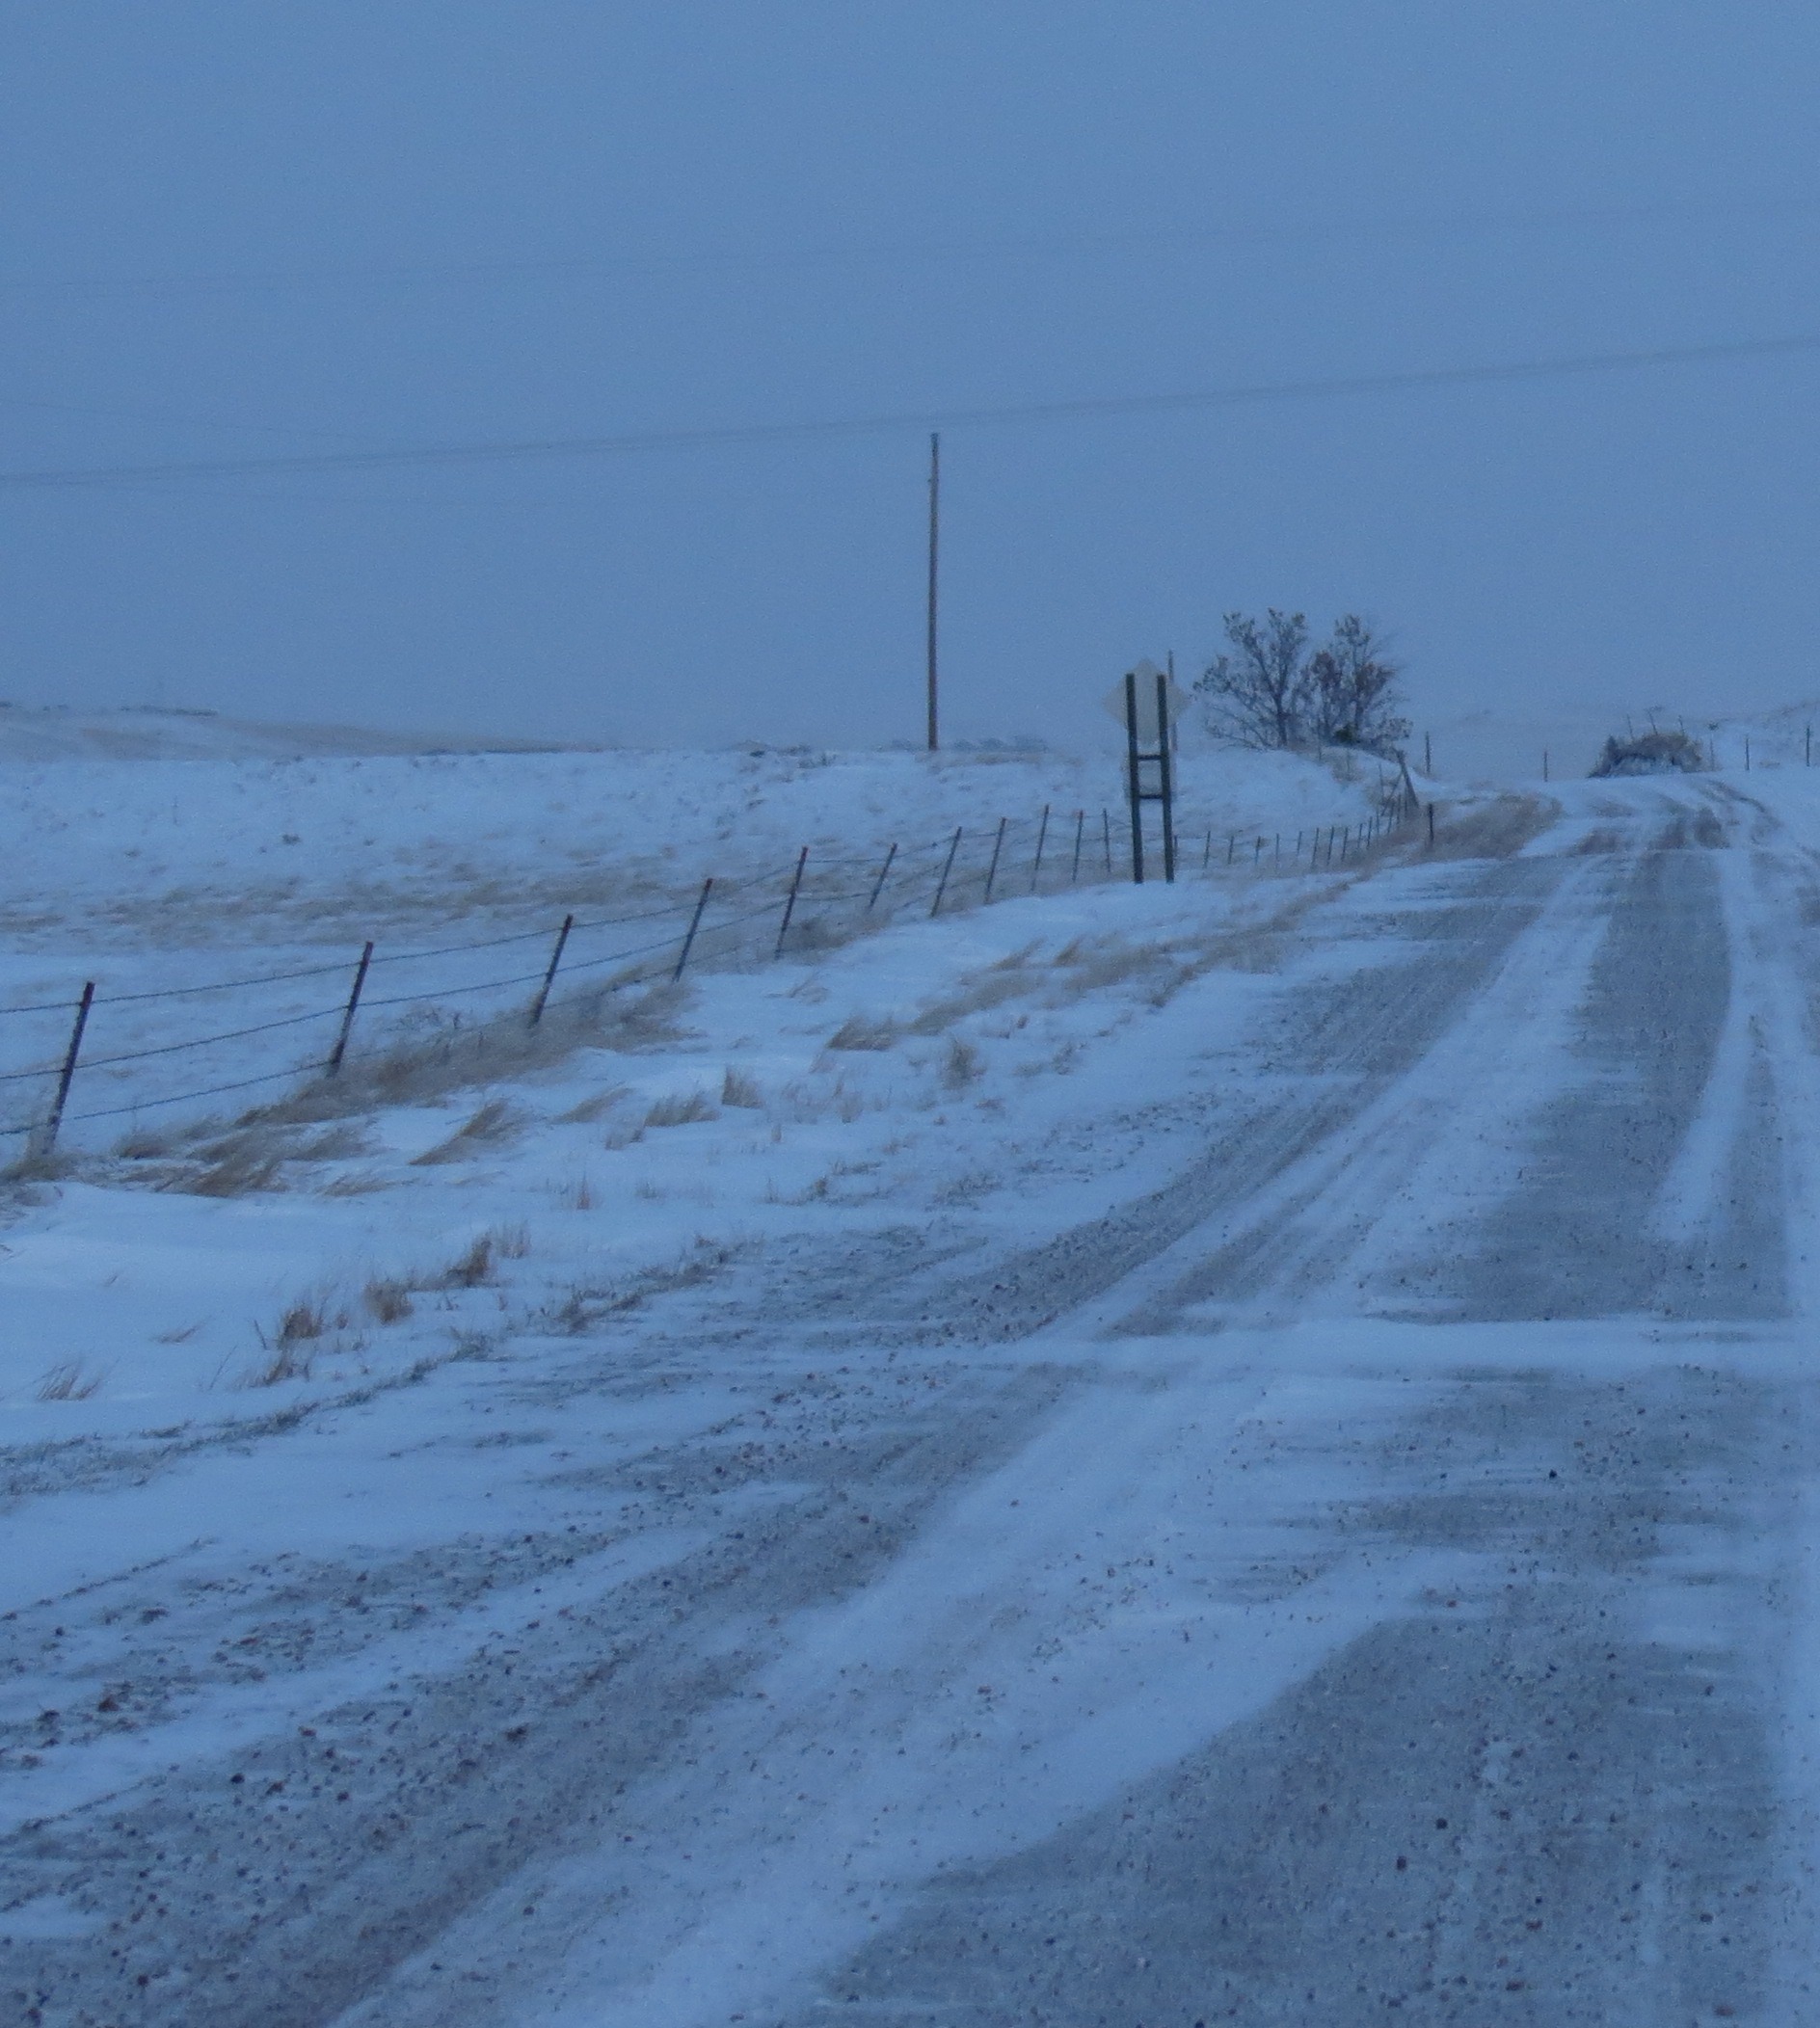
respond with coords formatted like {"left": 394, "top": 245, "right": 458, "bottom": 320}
{"left": 6, "top": 333, "right": 1818, "bottom": 492}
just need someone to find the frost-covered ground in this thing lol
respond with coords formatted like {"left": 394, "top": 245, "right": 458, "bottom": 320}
{"left": 13, "top": 728, "right": 1820, "bottom": 2024}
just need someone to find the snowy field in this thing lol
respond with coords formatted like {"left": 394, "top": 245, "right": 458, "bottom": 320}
{"left": 0, "top": 726, "right": 1385, "bottom": 1139}
{"left": 9, "top": 720, "right": 1820, "bottom": 2021}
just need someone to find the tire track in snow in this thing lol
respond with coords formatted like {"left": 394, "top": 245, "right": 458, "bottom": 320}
{"left": 764, "top": 788, "right": 1795, "bottom": 2024}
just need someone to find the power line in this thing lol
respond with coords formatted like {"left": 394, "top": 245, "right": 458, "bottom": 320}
{"left": 4, "top": 332, "right": 1815, "bottom": 493}
{"left": 2, "top": 192, "right": 1814, "bottom": 298}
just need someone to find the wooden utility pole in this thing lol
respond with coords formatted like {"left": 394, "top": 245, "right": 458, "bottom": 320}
{"left": 925, "top": 433, "right": 941, "bottom": 752}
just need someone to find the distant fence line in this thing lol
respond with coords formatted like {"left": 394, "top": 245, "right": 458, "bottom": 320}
{"left": 1, "top": 790, "right": 1420, "bottom": 1156}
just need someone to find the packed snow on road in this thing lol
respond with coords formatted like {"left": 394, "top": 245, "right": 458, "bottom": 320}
{"left": 4, "top": 716, "right": 1820, "bottom": 2024}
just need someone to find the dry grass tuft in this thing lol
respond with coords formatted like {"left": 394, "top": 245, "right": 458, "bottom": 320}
{"left": 182, "top": 1130, "right": 286, "bottom": 1198}
{"left": 907, "top": 968, "right": 1034, "bottom": 1035}
{"left": 238, "top": 1289, "right": 348, "bottom": 1388}
{"left": 276, "top": 1294, "right": 336, "bottom": 1346}
{"left": 1046, "top": 939, "right": 1162, "bottom": 998}
{"left": 643, "top": 1089, "right": 718, "bottom": 1130}
{"left": 36, "top": 1359, "right": 103, "bottom": 1402}
{"left": 295, "top": 1123, "right": 371, "bottom": 1162}
{"left": 720, "top": 1066, "right": 763, "bottom": 1107}
{"left": 560, "top": 1085, "right": 629, "bottom": 1123}
{"left": 411, "top": 1097, "right": 522, "bottom": 1166}
{"left": 990, "top": 941, "right": 1042, "bottom": 971}
{"left": 254, "top": 981, "right": 686, "bottom": 1128}
{"left": 941, "top": 1037, "right": 983, "bottom": 1092}
{"left": 441, "top": 1234, "right": 495, "bottom": 1287}
{"left": 828, "top": 1014, "right": 897, "bottom": 1052}
{"left": 240, "top": 1340, "right": 315, "bottom": 1388}
{"left": 363, "top": 1277, "right": 414, "bottom": 1324}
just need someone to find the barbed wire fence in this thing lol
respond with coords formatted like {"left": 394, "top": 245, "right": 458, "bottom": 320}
{"left": 0, "top": 785, "right": 1422, "bottom": 1161}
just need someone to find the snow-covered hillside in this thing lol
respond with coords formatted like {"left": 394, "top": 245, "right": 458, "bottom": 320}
{"left": 0, "top": 704, "right": 566, "bottom": 764}
{"left": 0, "top": 734, "right": 1386, "bottom": 945}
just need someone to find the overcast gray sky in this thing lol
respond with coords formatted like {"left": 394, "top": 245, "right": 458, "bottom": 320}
{"left": 3, "top": 5, "right": 1818, "bottom": 751}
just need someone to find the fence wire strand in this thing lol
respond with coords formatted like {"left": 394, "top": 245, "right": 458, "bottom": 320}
{"left": 0, "top": 795, "right": 1417, "bottom": 1147}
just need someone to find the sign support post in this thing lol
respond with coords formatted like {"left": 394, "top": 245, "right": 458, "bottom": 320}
{"left": 1124, "top": 670, "right": 1145, "bottom": 884}
{"left": 1109, "top": 660, "right": 1185, "bottom": 885}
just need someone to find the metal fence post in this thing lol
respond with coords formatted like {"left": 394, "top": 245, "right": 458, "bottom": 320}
{"left": 1030, "top": 804, "right": 1050, "bottom": 892}
{"left": 867, "top": 841, "right": 898, "bottom": 912}
{"left": 931, "top": 828, "right": 962, "bottom": 917}
{"left": 528, "top": 914, "right": 574, "bottom": 1027}
{"left": 983, "top": 816, "right": 1008, "bottom": 902}
{"left": 674, "top": 878, "right": 713, "bottom": 979}
{"left": 327, "top": 943, "right": 374, "bottom": 1076}
{"left": 35, "top": 981, "right": 94, "bottom": 1158}
{"left": 1071, "top": 810, "right": 1085, "bottom": 885}
{"left": 776, "top": 847, "right": 810, "bottom": 958}
{"left": 1101, "top": 809, "right": 1112, "bottom": 876}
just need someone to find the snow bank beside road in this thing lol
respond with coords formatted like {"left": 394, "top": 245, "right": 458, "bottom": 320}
{"left": 0, "top": 870, "right": 1321, "bottom": 1427}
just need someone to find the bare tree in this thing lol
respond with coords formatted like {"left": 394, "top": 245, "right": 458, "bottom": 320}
{"left": 1195, "top": 609, "right": 1312, "bottom": 750}
{"left": 1306, "top": 615, "right": 1408, "bottom": 753}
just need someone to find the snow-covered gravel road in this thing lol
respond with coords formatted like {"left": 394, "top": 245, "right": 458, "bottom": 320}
{"left": 7, "top": 769, "right": 1820, "bottom": 2024}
